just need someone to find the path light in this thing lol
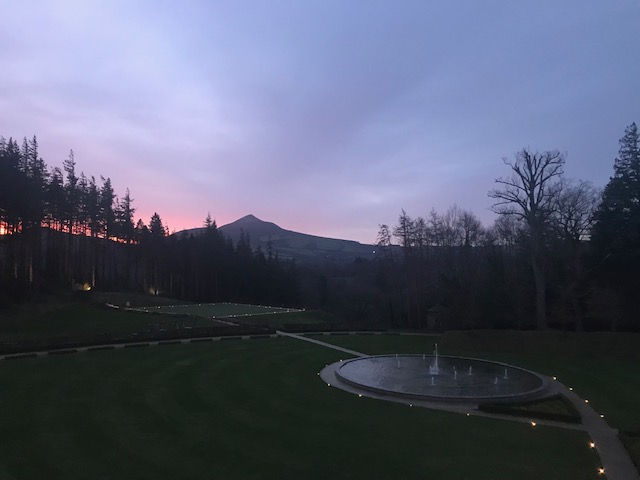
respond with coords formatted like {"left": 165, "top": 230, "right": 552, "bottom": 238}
{"left": 552, "top": 376, "right": 557, "bottom": 380}
{"left": 589, "top": 442, "right": 596, "bottom": 449}
{"left": 600, "top": 414, "right": 605, "bottom": 418}
{"left": 530, "top": 421, "right": 537, "bottom": 427}
{"left": 569, "top": 387, "right": 573, "bottom": 391}
{"left": 466, "top": 413, "right": 470, "bottom": 417}
{"left": 585, "top": 399, "right": 589, "bottom": 403}
{"left": 327, "top": 383, "right": 331, "bottom": 387}
{"left": 358, "top": 394, "right": 362, "bottom": 398}
{"left": 409, "top": 404, "right": 413, "bottom": 407}
{"left": 598, "top": 467, "right": 605, "bottom": 475}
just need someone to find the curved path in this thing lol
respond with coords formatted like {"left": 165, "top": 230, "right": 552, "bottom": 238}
{"left": 282, "top": 331, "right": 639, "bottom": 480}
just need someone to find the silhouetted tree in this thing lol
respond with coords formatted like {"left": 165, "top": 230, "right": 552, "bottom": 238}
{"left": 591, "top": 122, "right": 640, "bottom": 329}
{"left": 489, "top": 148, "right": 565, "bottom": 330}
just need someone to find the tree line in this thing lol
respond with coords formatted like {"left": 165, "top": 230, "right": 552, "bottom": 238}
{"left": 2, "top": 124, "right": 637, "bottom": 332}
{"left": 307, "top": 123, "right": 638, "bottom": 332}
{"left": 0, "top": 136, "right": 299, "bottom": 306}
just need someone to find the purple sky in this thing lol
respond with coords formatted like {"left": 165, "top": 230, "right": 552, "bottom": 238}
{"left": 2, "top": 1, "right": 639, "bottom": 244}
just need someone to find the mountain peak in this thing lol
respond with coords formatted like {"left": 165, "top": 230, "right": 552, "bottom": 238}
{"left": 236, "top": 214, "right": 263, "bottom": 223}
{"left": 220, "top": 214, "right": 285, "bottom": 239}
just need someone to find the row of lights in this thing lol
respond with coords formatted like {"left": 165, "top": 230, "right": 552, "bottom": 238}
{"left": 322, "top": 371, "right": 607, "bottom": 477}
{"left": 553, "top": 375, "right": 606, "bottom": 476}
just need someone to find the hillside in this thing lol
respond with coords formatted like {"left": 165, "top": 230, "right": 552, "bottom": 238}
{"left": 178, "top": 214, "right": 377, "bottom": 264}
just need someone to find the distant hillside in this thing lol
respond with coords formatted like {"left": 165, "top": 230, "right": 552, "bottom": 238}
{"left": 177, "top": 214, "right": 377, "bottom": 264}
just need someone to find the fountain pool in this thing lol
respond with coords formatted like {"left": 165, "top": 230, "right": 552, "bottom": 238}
{"left": 334, "top": 352, "right": 548, "bottom": 403}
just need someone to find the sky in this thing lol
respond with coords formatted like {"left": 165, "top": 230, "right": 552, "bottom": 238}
{"left": 1, "top": 1, "right": 639, "bottom": 244}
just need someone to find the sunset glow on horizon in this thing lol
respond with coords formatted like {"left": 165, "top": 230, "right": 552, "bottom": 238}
{"left": 1, "top": 1, "right": 638, "bottom": 243}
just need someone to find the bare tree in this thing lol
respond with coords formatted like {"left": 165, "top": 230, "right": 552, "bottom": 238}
{"left": 489, "top": 148, "right": 565, "bottom": 329}
{"left": 553, "top": 179, "right": 600, "bottom": 331}
{"left": 457, "top": 209, "right": 483, "bottom": 247}
{"left": 554, "top": 179, "right": 600, "bottom": 243}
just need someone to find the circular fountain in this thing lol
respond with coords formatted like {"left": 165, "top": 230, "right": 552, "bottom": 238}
{"left": 334, "top": 344, "right": 548, "bottom": 403}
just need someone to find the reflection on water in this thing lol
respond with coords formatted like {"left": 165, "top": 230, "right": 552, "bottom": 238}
{"left": 337, "top": 355, "right": 543, "bottom": 399}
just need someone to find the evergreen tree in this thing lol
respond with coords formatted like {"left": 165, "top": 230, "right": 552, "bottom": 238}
{"left": 115, "top": 189, "right": 136, "bottom": 243}
{"left": 591, "top": 123, "right": 640, "bottom": 329}
{"left": 45, "top": 167, "right": 65, "bottom": 230}
{"left": 99, "top": 177, "right": 116, "bottom": 238}
{"left": 63, "top": 150, "right": 79, "bottom": 233}
{"left": 593, "top": 122, "right": 640, "bottom": 254}
{"left": 149, "top": 212, "right": 166, "bottom": 238}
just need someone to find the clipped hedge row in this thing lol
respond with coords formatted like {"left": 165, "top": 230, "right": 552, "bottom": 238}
{"left": 0, "top": 325, "right": 276, "bottom": 355}
{"left": 478, "top": 394, "right": 582, "bottom": 424}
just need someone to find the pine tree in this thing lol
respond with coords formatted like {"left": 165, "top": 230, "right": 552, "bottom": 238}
{"left": 592, "top": 122, "right": 640, "bottom": 254}
{"left": 115, "top": 188, "right": 136, "bottom": 243}
{"left": 99, "top": 177, "right": 116, "bottom": 238}
{"left": 63, "top": 150, "right": 79, "bottom": 233}
{"left": 591, "top": 123, "right": 640, "bottom": 328}
{"left": 149, "top": 212, "right": 166, "bottom": 238}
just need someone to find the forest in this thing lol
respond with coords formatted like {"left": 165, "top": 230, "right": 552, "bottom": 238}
{"left": 0, "top": 136, "right": 298, "bottom": 307}
{"left": 299, "top": 123, "right": 640, "bottom": 332}
{"left": 1, "top": 123, "right": 638, "bottom": 332}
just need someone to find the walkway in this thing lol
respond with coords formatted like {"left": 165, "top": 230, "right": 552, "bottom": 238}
{"left": 280, "top": 332, "right": 639, "bottom": 480}
{"left": 275, "top": 330, "right": 366, "bottom": 357}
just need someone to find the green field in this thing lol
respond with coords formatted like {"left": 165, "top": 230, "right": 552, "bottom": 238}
{"left": 0, "top": 336, "right": 602, "bottom": 480}
{"left": 0, "top": 299, "right": 329, "bottom": 346}
{"left": 137, "top": 302, "right": 300, "bottom": 318}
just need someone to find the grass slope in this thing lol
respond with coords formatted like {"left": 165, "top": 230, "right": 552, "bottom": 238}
{"left": 0, "top": 337, "right": 600, "bottom": 480}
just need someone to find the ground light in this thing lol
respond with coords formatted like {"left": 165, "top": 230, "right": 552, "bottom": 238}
{"left": 589, "top": 442, "right": 596, "bottom": 449}
{"left": 598, "top": 467, "right": 605, "bottom": 475}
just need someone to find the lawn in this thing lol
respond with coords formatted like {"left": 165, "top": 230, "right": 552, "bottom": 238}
{"left": 0, "top": 336, "right": 601, "bottom": 480}
{"left": 0, "top": 299, "right": 328, "bottom": 346}
{"left": 138, "top": 302, "right": 300, "bottom": 317}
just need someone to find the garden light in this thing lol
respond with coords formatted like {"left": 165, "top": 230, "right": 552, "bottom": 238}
{"left": 589, "top": 442, "right": 595, "bottom": 449}
{"left": 530, "top": 421, "right": 536, "bottom": 427}
{"left": 598, "top": 467, "right": 605, "bottom": 475}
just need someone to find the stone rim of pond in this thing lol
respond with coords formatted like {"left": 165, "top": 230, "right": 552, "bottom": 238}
{"left": 334, "top": 354, "right": 550, "bottom": 403}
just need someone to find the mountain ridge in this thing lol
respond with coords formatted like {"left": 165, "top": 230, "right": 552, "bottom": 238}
{"left": 177, "top": 214, "right": 376, "bottom": 264}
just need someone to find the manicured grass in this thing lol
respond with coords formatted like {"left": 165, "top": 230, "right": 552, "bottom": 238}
{"left": 0, "top": 303, "right": 166, "bottom": 341}
{"left": 479, "top": 395, "right": 582, "bottom": 424}
{"left": 620, "top": 431, "right": 640, "bottom": 472}
{"left": 305, "top": 332, "right": 438, "bottom": 355}
{"left": 0, "top": 300, "right": 333, "bottom": 348}
{"left": 140, "top": 302, "right": 300, "bottom": 317}
{"left": 0, "top": 337, "right": 601, "bottom": 480}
